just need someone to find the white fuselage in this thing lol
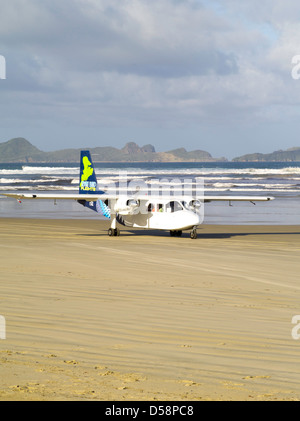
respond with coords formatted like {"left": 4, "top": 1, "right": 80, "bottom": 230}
{"left": 113, "top": 198, "right": 203, "bottom": 231}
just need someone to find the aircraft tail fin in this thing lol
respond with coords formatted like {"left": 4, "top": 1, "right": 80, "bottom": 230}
{"left": 79, "top": 150, "right": 99, "bottom": 194}
{"left": 78, "top": 150, "right": 110, "bottom": 218}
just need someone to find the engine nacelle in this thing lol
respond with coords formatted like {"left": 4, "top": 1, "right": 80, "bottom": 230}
{"left": 184, "top": 199, "right": 202, "bottom": 213}
{"left": 114, "top": 198, "right": 140, "bottom": 215}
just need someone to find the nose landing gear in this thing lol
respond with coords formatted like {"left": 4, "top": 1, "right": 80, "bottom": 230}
{"left": 190, "top": 227, "right": 198, "bottom": 239}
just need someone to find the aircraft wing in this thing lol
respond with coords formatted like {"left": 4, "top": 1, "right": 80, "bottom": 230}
{"left": 1, "top": 193, "right": 104, "bottom": 201}
{"left": 200, "top": 195, "right": 274, "bottom": 202}
{"left": 1, "top": 192, "right": 274, "bottom": 202}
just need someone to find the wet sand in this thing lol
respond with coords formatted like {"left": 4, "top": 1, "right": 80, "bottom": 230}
{"left": 0, "top": 218, "right": 300, "bottom": 400}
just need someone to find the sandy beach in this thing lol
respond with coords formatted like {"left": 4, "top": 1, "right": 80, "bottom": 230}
{"left": 0, "top": 218, "right": 300, "bottom": 400}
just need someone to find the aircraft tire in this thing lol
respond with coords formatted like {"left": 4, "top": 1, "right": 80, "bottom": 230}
{"left": 190, "top": 229, "right": 197, "bottom": 239}
{"left": 108, "top": 228, "right": 114, "bottom": 236}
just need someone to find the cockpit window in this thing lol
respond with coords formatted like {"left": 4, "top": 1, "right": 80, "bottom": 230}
{"left": 166, "top": 201, "right": 183, "bottom": 213}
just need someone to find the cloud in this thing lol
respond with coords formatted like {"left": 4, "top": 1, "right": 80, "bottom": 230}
{"left": 0, "top": 0, "right": 240, "bottom": 77}
{"left": 1, "top": 0, "right": 300, "bottom": 152}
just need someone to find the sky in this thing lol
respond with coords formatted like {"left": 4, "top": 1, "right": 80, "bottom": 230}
{"left": 1, "top": 0, "right": 300, "bottom": 159}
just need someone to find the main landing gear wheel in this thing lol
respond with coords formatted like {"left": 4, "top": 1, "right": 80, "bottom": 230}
{"left": 190, "top": 228, "right": 197, "bottom": 239}
{"left": 170, "top": 230, "right": 182, "bottom": 237}
{"left": 108, "top": 228, "right": 120, "bottom": 237}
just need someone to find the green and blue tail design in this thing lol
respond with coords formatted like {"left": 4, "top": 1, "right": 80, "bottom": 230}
{"left": 79, "top": 150, "right": 102, "bottom": 194}
{"left": 80, "top": 198, "right": 111, "bottom": 219}
{"left": 78, "top": 150, "right": 111, "bottom": 219}
{"left": 96, "top": 200, "right": 111, "bottom": 218}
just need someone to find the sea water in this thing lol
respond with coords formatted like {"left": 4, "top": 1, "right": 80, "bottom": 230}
{"left": 0, "top": 161, "right": 299, "bottom": 225}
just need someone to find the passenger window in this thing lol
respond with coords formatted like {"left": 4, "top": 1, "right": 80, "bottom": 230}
{"left": 148, "top": 203, "right": 155, "bottom": 212}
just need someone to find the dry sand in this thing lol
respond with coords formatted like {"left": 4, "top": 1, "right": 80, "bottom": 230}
{"left": 0, "top": 218, "right": 300, "bottom": 401}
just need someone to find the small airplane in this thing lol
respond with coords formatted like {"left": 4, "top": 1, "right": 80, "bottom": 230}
{"left": 1, "top": 150, "right": 274, "bottom": 239}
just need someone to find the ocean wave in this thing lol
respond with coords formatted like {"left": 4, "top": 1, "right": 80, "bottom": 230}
{"left": 0, "top": 178, "right": 26, "bottom": 184}
{"left": 0, "top": 163, "right": 300, "bottom": 198}
{"left": 93, "top": 167, "right": 300, "bottom": 176}
{"left": 0, "top": 167, "right": 78, "bottom": 176}
{"left": 0, "top": 165, "right": 300, "bottom": 178}
{"left": 22, "top": 166, "right": 78, "bottom": 174}
{"left": 1, "top": 181, "right": 297, "bottom": 193}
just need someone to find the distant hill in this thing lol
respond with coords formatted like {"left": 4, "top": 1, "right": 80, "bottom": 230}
{"left": 0, "top": 138, "right": 43, "bottom": 162}
{"left": 165, "top": 147, "right": 227, "bottom": 162}
{"left": 0, "top": 138, "right": 227, "bottom": 163}
{"left": 233, "top": 147, "right": 300, "bottom": 162}
{"left": 2, "top": 138, "right": 300, "bottom": 163}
